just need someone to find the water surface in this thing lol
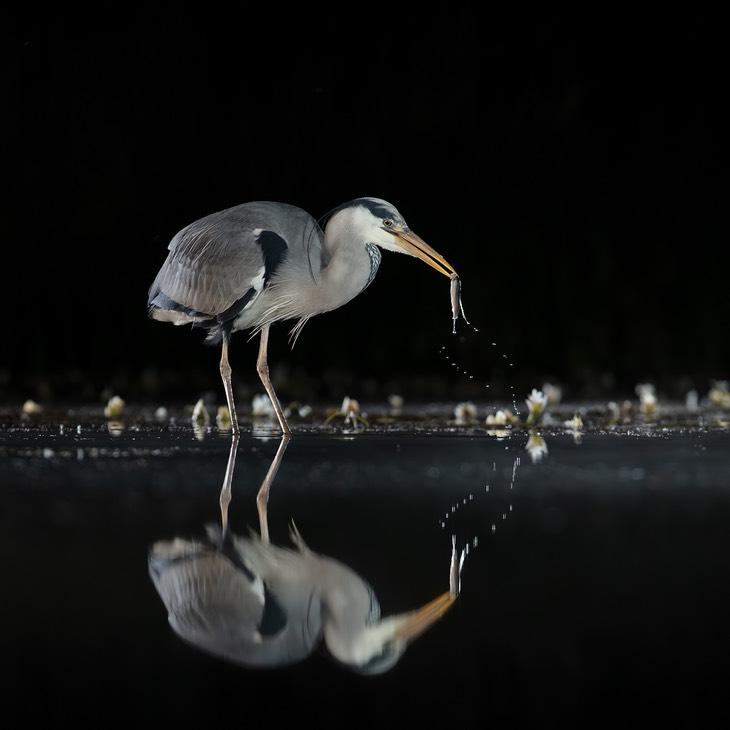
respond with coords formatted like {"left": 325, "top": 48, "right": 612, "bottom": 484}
{"left": 1, "top": 409, "right": 729, "bottom": 728}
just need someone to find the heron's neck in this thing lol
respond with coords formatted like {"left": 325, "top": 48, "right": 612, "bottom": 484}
{"left": 319, "top": 231, "right": 381, "bottom": 312}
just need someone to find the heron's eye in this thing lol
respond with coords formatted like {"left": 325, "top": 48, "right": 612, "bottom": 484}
{"left": 382, "top": 219, "right": 394, "bottom": 228}
{"left": 382, "top": 639, "right": 397, "bottom": 656}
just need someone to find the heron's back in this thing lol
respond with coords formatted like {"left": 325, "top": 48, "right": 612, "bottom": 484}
{"left": 147, "top": 201, "right": 326, "bottom": 332}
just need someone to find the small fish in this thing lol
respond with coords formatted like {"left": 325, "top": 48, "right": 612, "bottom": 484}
{"left": 449, "top": 535, "right": 466, "bottom": 598}
{"left": 449, "top": 273, "right": 473, "bottom": 334}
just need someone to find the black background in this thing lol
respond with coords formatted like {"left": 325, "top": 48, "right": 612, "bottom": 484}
{"left": 3, "top": 9, "right": 726, "bottom": 409}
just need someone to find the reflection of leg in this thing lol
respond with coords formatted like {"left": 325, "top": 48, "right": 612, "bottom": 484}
{"left": 219, "top": 431, "right": 240, "bottom": 538}
{"left": 256, "top": 435, "right": 291, "bottom": 543}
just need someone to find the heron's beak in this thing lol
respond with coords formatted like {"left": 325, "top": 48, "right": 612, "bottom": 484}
{"left": 390, "top": 227, "right": 457, "bottom": 278}
{"left": 392, "top": 590, "right": 457, "bottom": 643}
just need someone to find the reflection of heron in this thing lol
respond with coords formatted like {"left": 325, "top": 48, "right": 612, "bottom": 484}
{"left": 147, "top": 199, "right": 459, "bottom": 434}
{"left": 149, "top": 436, "right": 465, "bottom": 673}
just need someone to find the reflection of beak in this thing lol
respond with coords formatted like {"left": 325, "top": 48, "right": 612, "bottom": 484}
{"left": 393, "top": 591, "right": 457, "bottom": 643}
{"left": 390, "top": 227, "right": 458, "bottom": 278}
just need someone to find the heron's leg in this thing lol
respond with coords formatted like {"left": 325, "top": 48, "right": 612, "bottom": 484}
{"left": 219, "top": 430, "right": 240, "bottom": 538}
{"left": 219, "top": 334, "right": 240, "bottom": 435}
{"left": 256, "top": 434, "right": 290, "bottom": 543}
{"left": 256, "top": 324, "right": 292, "bottom": 435}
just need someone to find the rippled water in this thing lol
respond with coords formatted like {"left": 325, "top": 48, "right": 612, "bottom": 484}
{"left": 2, "top": 406, "right": 729, "bottom": 727}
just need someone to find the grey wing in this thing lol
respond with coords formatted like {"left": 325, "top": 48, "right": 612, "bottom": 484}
{"left": 148, "top": 204, "right": 277, "bottom": 316}
{"left": 149, "top": 536, "right": 293, "bottom": 667}
{"left": 149, "top": 545, "right": 264, "bottom": 640}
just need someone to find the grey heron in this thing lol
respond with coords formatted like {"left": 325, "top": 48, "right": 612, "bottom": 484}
{"left": 148, "top": 435, "right": 465, "bottom": 673}
{"left": 148, "top": 522, "right": 463, "bottom": 674}
{"left": 147, "top": 198, "right": 459, "bottom": 434}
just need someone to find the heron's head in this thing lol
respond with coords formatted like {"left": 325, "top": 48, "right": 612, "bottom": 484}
{"left": 327, "top": 197, "right": 458, "bottom": 278}
{"left": 325, "top": 590, "right": 457, "bottom": 675}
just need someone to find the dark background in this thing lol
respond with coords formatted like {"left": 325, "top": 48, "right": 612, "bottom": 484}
{"left": 3, "top": 9, "right": 726, "bottom": 409}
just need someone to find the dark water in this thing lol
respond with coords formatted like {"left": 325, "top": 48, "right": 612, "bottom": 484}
{"left": 2, "top": 414, "right": 730, "bottom": 728}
